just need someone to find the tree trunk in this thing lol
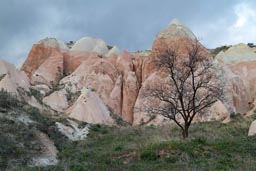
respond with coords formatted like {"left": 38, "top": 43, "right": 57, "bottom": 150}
{"left": 183, "top": 124, "right": 189, "bottom": 139}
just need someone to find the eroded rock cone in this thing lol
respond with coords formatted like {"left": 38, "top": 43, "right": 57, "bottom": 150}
{"left": 134, "top": 19, "right": 214, "bottom": 125}
{"left": 21, "top": 38, "right": 67, "bottom": 87}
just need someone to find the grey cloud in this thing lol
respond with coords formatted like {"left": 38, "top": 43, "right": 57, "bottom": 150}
{"left": 0, "top": 0, "right": 253, "bottom": 66}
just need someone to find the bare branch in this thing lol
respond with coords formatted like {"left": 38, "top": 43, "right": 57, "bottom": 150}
{"left": 139, "top": 39, "right": 223, "bottom": 139}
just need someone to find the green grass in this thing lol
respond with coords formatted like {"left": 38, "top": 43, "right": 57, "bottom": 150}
{"left": 11, "top": 114, "right": 256, "bottom": 171}
{"left": 2, "top": 89, "right": 256, "bottom": 170}
{"left": 0, "top": 90, "right": 68, "bottom": 171}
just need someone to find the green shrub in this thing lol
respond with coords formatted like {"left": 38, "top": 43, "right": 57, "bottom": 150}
{"left": 29, "top": 88, "right": 43, "bottom": 103}
{"left": 0, "top": 89, "right": 21, "bottom": 109}
{"left": 140, "top": 146, "right": 158, "bottom": 161}
{"left": 0, "top": 74, "right": 6, "bottom": 81}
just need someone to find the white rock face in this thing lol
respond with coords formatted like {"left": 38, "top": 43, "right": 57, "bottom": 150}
{"left": 107, "top": 46, "right": 121, "bottom": 57}
{"left": 0, "top": 60, "right": 30, "bottom": 95}
{"left": 158, "top": 18, "right": 196, "bottom": 40}
{"left": 38, "top": 37, "right": 69, "bottom": 51}
{"left": 66, "top": 88, "right": 114, "bottom": 125}
{"left": 71, "top": 37, "right": 109, "bottom": 56}
{"left": 215, "top": 43, "right": 256, "bottom": 64}
{"left": 33, "top": 84, "right": 51, "bottom": 96}
{"left": 197, "top": 100, "right": 230, "bottom": 122}
{"left": 31, "top": 132, "right": 58, "bottom": 167}
{"left": 214, "top": 43, "right": 256, "bottom": 114}
{"left": 56, "top": 119, "right": 90, "bottom": 141}
{"left": 248, "top": 120, "right": 256, "bottom": 136}
{"left": 70, "top": 37, "right": 121, "bottom": 57}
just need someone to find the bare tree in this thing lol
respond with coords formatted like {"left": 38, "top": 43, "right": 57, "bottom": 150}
{"left": 142, "top": 40, "right": 222, "bottom": 139}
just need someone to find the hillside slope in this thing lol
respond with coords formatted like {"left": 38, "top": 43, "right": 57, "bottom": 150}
{"left": 5, "top": 112, "right": 256, "bottom": 171}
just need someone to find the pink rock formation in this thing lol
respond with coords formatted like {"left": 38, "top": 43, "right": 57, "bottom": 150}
{"left": 121, "top": 71, "right": 139, "bottom": 123}
{"left": 64, "top": 51, "right": 101, "bottom": 74}
{"left": 20, "top": 19, "right": 256, "bottom": 126}
{"left": 66, "top": 88, "right": 114, "bottom": 125}
{"left": 116, "top": 51, "right": 140, "bottom": 123}
{"left": 43, "top": 89, "right": 69, "bottom": 112}
{"left": 61, "top": 55, "right": 120, "bottom": 115}
{"left": 109, "top": 75, "right": 122, "bottom": 115}
{"left": 134, "top": 19, "right": 213, "bottom": 125}
{"left": 134, "top": 54, "right": 143, "bottom": 87}
{"left": 31, "top": 53, "right": 64, "bottom": 86}
{"left": 116, "top": 51, "right": 134, "bottom": 74}
{"left": 215, "top": 43, "right": 256, "bottom": 114}
{"left": 0, "top": 60, "right": 30, "bottom": 96}
{"left": 21, "top": 39, "right": 66, "bottom": 86}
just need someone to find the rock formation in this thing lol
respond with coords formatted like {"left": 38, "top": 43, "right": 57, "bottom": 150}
{"left": 43, "top": 89, "right": 69, "bottom": 112}
{"left": 248, "top": 120, "right": 256, "bottom": 136}
{"left": 133, "top": 19, "right": 214, "bottom": 125}
{"left": 21, "top": 38, "right": 67, "bottom": 87}
{"left": 55, "top": 119, "right": 90, "bottom": 141}
{"left": 66, "top": 88, "right": 114, "bottom": 125}
{"left": 0, "top": 60, "right": 30, "bottom": 95}
{"left": 215, "top": 43, "right": 256, "bottom": 114}
{"left": 12, "top": 18, "right": 256, "bottom": 126}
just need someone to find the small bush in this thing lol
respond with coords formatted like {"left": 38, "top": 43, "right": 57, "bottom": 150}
{"left": 140, "top": 146, "right": 158, "bottom": 161}
{"left": 0, "top": 89, "right": 21, "bottom": 109}
{"left": 0, "top": 74, "right": 6, "bottom": 81}
{"left": 29, "top": 88, "right": 43, "bottom": 103}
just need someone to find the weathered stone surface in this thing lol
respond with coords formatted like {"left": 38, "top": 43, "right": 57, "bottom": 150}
{"left": 56, "top": 119, "right": 89, "bottom": 141}
{"left": 134, "top": 19, "right": 213, "bottom": 125}
{"left": 43, "top": 89, "right": 69, "bottom": 112}
{"left": 66, "top": 88, "right": 114, "bottom": 125}
{"left": 216, "top": 43, "right": 256, "bottom": 64}
{"left": 71, "top": 37, "right": 109, "bottom": 55}
{"left": 158, "top": 19, "right": 196, "bottom": 40}
{"left": 133, "top": 72, "right": 167, "bottom": 125}
{"left": 248, "top": 120, "right": 256, "bottom": 136}
{"left": 21, "top": 38, "right": 66, "bottom": 78}
{"left": 61, "top": 56, "right": 120, "bottom": 115}
{"left": 107, "top": 54, "right": 118, "bottom": 68}
{"left": 0, "top": 60, "right": 30, "bottom": 95}
{"left": 195, "top": 100, "right": 230, "bottom": 122}
{"left": 70, "top": 37, "right": 120, "bottom": 57}
{"left": 32, "top": 84, "right": 51, "bottom": 96}
{"left": 134, "top": 54, "right": 143, "bottom": 87}
{"left": 215, "top": 43, "right": 256, "bottom": 114}
{"left": 107, "top": 46, "right": 121, "bottom": 57}
{"left": 31, "top": 132, "right": 58, "bottom": 167}
{"left": 246, "top": 99, "right": 256, "bottom": 116}
{"left": 18, "top": 19, "right": 256, "bottom": 126}
{"left": 64, "top": 51, "right": 101, "bottom": 74}
{"left": 122, "top": 71, "right": 139, "bottom": 123}
{"left": 38, "top": 37, "right": 69, "bottom": 51}
{"left": 109, "top": 75, "right": 122, "bottom": 115}
{"left": 30, "top": 52, "right": 64, "bottom": 86}
{"left": 116, "top": 51, "right": 134, "bottom": 74}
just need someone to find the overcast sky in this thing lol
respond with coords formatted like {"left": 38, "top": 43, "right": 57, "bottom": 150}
{"left": 0, "top": 0, "right": 256, "bottom": 66}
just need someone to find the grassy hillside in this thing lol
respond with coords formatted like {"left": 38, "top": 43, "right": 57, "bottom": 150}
{"left": 0, "top": 90, "right": 67, "bottom": 170}
{"left": 1, "top": 89, "right": 256, "bottom": 171}
{"left": 7, "top": 114, "right": 256, "bottom": 171}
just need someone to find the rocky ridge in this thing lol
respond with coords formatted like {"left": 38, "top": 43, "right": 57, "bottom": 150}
{"left": 1, "top": 19, "right": 256, "bottom": 126}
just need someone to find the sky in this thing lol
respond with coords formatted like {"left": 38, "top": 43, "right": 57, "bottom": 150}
{"left": 0, "top": 0, "right": 256, "bottom": 66}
